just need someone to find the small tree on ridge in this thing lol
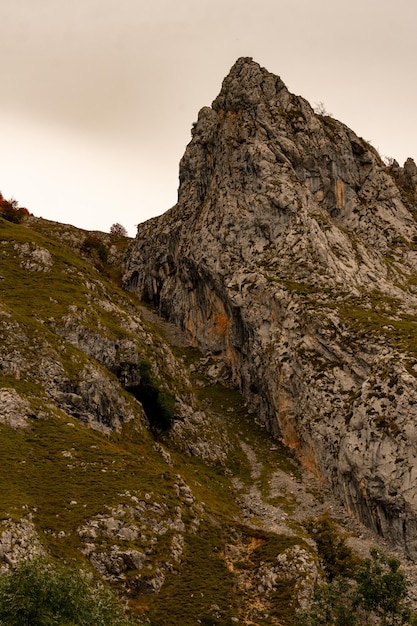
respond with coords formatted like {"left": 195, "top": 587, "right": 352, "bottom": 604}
{"left": 110, "top": 223, "right": 128, "bottom": 237}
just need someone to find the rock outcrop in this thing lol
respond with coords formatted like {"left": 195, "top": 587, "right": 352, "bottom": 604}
{"left": 124, "top": 58, "right": 417, "bottom": 558}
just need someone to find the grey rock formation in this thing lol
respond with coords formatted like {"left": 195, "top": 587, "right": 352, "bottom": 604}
{"left": 0, "top": 518, "right": 45, "bottom": 570}
{"left": 0, "top": 389, "right": 33, "bottom": 429}
{"left": 78, "top": 489, "right": 195, "bottom": 588}
{"left": 124, "top": 58, "right": 417, "bottom": 557}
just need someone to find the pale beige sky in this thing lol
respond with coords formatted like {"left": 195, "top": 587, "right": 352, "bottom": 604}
{"left": 0, "top": 0, "right": 415, "bottom": 235}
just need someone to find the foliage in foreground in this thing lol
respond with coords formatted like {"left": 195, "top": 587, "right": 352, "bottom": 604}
{"left": 296, "top": 548, "right": 417, "bottom": 626}
{"left": 0, "top": 557, "right": 142, "bottom": 626}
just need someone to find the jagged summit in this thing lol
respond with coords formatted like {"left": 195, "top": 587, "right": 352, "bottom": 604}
{"left": 125, "top": 59, "right": 417, "bottom": 558}
{"left": 163, "top": 58, "right": 415, "bottom": 282}
{"left": 211, "top": 56, "right": 288, "bottom": 114}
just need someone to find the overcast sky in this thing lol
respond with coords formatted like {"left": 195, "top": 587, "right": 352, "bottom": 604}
{"left": 0, "top": 0, "right": 416, "bottom": 236}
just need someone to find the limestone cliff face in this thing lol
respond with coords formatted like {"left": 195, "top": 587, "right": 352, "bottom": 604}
{"left": 124, "top": 58, "right": 417, "bottom": 557}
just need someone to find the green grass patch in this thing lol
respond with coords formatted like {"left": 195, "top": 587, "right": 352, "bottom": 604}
{"left": 147, "top": 524, "right": 237, "bottom": 626}
{"left": 0, "top": 414, "right": 178, "bottom": 558}
{"left": 191, "top": 377, "right": 302, "bottom": 486}
{"left": 0, "top": 218, "right": 139, "bottom": 339}
{"left": 175, "top": 453, "right": 241, "bottom": 521}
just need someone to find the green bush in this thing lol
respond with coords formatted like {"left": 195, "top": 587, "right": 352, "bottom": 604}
{"left": 354, "top": 548, "right": 413, "bottom": 624}
{"left": 304, "top": 513, "right": 359, "bottom": 580}
{"left": 0, "top": 557, "right": 140, "bottom": 626}
{"left": 296, "top": 548, "right": 417, "bottom": 626}
{"left": 81, "top": 235, "right": 108, "bottom": 262}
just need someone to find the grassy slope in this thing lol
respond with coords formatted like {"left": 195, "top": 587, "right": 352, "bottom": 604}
{"left": 0, "top": 216, "right": 310, "bottom": 625}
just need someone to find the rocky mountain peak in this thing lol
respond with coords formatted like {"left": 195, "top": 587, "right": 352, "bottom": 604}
{"left": 125, "top": 59, "right": 417, "bottom": 559}
{"left": 211, "top": 56, "right": 288, "bottom": 114}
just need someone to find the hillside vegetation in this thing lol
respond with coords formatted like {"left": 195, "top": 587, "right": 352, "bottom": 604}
{"left": 0, "top": 214, "right": 321, "bottom": 624}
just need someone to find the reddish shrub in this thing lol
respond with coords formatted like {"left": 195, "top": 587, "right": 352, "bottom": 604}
{"left": 0, "top": 194, "right": 29, "bottom": 224}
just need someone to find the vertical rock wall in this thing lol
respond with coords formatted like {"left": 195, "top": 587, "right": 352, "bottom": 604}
{"left": 125, "top": 58, "right": 417, "bottom": 558}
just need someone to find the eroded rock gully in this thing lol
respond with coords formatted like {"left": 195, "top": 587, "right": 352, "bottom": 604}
{"left": 124, "top": 57, "right": 417, "bottom": 558}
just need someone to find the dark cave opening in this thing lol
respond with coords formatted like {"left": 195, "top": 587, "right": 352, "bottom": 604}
{"left": 126, "top": 360, "right": 177, "bottom": 435}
